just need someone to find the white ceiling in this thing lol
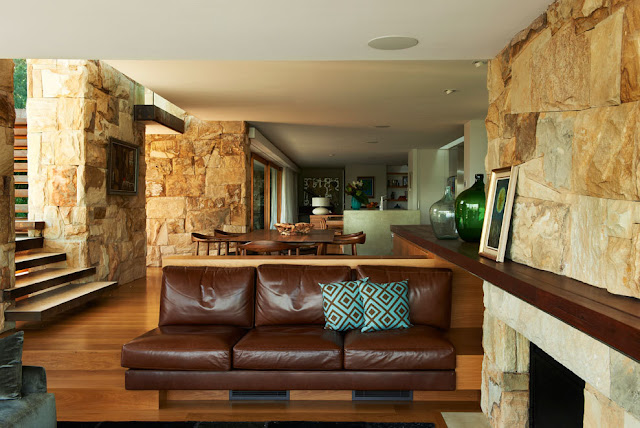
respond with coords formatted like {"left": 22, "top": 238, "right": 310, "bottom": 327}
{"left": 1, "top": 0, "right": 553, "bottom": 167}
{"left": 107, "top": 60, "right": 489, "bottom": 166}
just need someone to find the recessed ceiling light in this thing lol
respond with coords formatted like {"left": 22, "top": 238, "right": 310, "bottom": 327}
{"left": 365, "top": 141, "right": 379, "bottom": 144}
{"left": 329, "top": 153, "right": 335, "bottom": 157}
{"left": 374, "top": 125, "right": 391, "bottom": 128}
{"left": 444, "top": 89, "right": 457, "bottom": 95}
{"left": 473, "top": 60, "right": 487, "bottom": 68}
{"left": 368, "top": 36, "right": 419, "bottom": 50}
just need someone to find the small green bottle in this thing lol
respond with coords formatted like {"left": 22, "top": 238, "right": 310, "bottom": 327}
{"left": 455, "top": 174, "right": 486, "bottom": 242}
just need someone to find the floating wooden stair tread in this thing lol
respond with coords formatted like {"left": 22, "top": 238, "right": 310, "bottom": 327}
{"left": 5, "top": 267, "right": 96, "bottom": 300}
{"left": 15, "top": 237, "right": 44, "bottom": 252}
{"left": 4, "top": 281, "right": 118, "bottom": 322}
{"left": 15, "top": 220, "right": 45, "bottom": 231}
{"left": 15, "top": 252, "right": 66, "bottom": 270}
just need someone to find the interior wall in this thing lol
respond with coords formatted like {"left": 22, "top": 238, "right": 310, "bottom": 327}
{"left": 27, "top": 60, "right": 147, "bottom": 284}
{"left": 344, "top": 163, "right": 387, "bottom": 206}
{"left": 0, "top": 59, "right": 15, "bottom": 333}
{"left": 415, "top": 149, "right": 449, "bottom": 224}
{"left": 483, "top": 1, "right": 640, "bottom": 426}
{"left": 145, "top": 117, "right": 250, "bottom": 266}
{"left": 464, "top": 119, "right": 489, "bottom": 188}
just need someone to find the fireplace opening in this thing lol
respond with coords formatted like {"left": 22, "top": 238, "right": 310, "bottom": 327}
{"left": 529, "top": 343, "right": 585, "bottom": 427}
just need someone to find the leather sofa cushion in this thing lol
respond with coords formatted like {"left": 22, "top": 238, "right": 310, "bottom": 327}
{"left": 121, "top": 326, "right": 247, "bottom": 370}
{"left": 344, "top": 325, "right": 456, "bottom": 370}
{"left": 255, "top": 264, "right": 351, "bottom": 326}
{"left": 233, "top": 326, "right": 343, "bottom": 370}
{"left": 356, "top": 265, "right": 452, "bottom": 329}
{"left": 159, "top": 266, "right": 255, "bottom": 327}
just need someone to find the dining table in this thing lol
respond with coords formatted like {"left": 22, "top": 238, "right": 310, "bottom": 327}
{"left": 231, "top": 228, "right": 336, "bottom": 255}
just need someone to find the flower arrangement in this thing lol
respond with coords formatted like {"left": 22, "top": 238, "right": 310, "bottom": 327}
{"left": 345, "top": 180, "right": 369, "bottom": 204}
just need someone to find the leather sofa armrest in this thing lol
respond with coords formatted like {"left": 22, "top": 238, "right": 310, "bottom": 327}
{"left": 21, "top": 366, "right": 48, "bottom": 395}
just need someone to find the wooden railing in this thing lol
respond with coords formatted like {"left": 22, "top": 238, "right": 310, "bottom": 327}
{"left": 14, "top": 110, "right": 27, "bottom": 218}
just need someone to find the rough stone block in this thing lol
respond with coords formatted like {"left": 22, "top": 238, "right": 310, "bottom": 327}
{"left": 166, "top": 175, "right": 205, "bottom": 197}
{"left": 27, "top": 99, "right": 57, "bottom": 132}
{"left": 572, "top": 102, "right": 639, "bottom": 200}
{"left": 509, "top": 197, "right": 570, "bottom": 275}
{"left": 147, "top": 197, "right": 186, "bottom": 219}
{"left": 531, "top": 24, "right": 590, "bottom": 111}
{"left": 511, "top": 28, "right": 551, "bottom": 113}
{"left": 590, "top": 9, "right": 623, "bottom": 106}
{"left": 48, "top": 166, "right": 78, "bottom": 207}
{"left": 535, "top": 111, "right": 575, "bottom": 190}
{"left": 622, "top": 1, "right": 640, "bottom": 102}
{"left": 41, "top": 67, "right": 89, "bottom": 98}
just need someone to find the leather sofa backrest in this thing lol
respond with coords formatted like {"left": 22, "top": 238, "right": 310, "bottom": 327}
{"left": 356, "top": 265, "right": 452, "bottom": 330}
{"left": 255, "top": 264, "right": 351, "bottom": 326}
{"left": 159, "top": 266, "right": 255, "bottom": 328}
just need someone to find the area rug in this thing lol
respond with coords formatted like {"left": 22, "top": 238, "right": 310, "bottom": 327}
{"left": 58, "top": 422, "right": 435, "bottom": 428}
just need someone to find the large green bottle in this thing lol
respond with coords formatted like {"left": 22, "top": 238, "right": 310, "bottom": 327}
{"left": 455, "top": 174, "right": 486, "bottom": 242}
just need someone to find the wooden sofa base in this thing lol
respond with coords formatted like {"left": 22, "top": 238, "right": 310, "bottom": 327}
{"left": 126, "top": 370, "right": 456, "bottom": 391}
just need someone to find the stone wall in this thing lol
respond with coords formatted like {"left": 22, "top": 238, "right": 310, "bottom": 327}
{"left": 27, "top": 60, "right": 146, "bottom": 284}
{"left": 0, "top": 59, "right": 15, "bottom": 333}
{"left": 486, "top": 0, "right": 640, "bottom": 300}
{"left": 145, "top": 117, "right": 250, "bottom": 266}
{"left": 483, "top": 0, "right": 640, "bottom": 426}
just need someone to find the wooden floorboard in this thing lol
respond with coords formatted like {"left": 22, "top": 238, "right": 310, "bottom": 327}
{"left": 17, "top": 267, "right": 481, "bottom": 423}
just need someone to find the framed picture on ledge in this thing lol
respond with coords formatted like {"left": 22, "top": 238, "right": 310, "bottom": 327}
{"left": 357, "top": 176, "right": 375, "bottom": 198}
{"left": 479, "top": 166, "right": 519, "bottom": 262}
{"left": 107, "top": 138, "right": 139, "bottom": 196}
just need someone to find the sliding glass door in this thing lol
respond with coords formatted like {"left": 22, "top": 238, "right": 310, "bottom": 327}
{"left": 251, "top": 154, "right": 282, "bottom": 230}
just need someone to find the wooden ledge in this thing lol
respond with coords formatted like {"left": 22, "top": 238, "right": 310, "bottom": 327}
{"left": 391, "top": 225, "right": 640, "bottom": 362}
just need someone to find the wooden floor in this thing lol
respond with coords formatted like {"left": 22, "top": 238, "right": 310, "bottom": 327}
{"left": 17, "top": 267, "right": 481, "bottom": 426}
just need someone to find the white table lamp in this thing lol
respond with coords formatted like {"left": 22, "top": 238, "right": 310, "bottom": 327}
{"left": 312, "top": 197, "right": 331, "bottom": 215}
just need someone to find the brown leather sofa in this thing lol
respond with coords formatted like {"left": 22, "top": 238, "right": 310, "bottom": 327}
{"left": 122, "top": 264, "right": 456, "bottom": 391}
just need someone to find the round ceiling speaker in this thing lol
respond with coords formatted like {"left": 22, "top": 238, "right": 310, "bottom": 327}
{"left": 368, "top": 36, "right": 419, "bottom": 50}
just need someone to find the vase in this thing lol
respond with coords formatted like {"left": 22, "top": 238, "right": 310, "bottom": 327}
{"left": 351, "top": 197, "right": 362, "bottom": 210}
{"left": 455, "top": 174, "right": 486, "bottom": 242}
{"left": 429, "top": 186, "right": 458, "bottom": 239}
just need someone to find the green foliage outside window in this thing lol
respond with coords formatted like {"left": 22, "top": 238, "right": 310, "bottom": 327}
{"left": 13, "top": 59, "right": 26, "bottom": 110}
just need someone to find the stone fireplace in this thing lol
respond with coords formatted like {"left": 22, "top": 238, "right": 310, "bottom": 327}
{"left": 483, "top": 0, "right": 640, "bottom": 426}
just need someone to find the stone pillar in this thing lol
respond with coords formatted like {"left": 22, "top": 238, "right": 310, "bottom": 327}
{"left": 0, "top": 59, "right": 15, "bottom": 332}
{"left": 145, "top": 117, "right": 251, "bottom": 266}
{"left": 481, "top": 310, "right": 530, "bottom": 427}
{"left": 27, "top": 60, "right": 146, "bottom": 284}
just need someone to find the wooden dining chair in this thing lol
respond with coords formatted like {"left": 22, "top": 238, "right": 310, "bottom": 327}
{"left": 214, "top": 229, "right": 244, "bottom": 255}
{"left": 191, "top": 232, "right": 217, "bottom": 255}
{"left": 239, "top": 240, "right": 302, "bottom": 256}
{"left": 332, "top": 232, "right": 366, "bottom": 256}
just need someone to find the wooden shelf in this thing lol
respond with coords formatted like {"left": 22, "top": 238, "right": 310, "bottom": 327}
{"left": 388, "top": 199, "right": 408, "bottom": 202}
{"left": 387, "top": 172, "right": 408, "bottom": 175}
{"left": 390, "top": 225, "right": 640, "bottom": 362}
{"left": 388, "top": 186, "right": 407, "bottom": 189}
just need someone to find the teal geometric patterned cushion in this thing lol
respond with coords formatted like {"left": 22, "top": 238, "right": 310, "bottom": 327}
{"left": 358, "top": 280, "right": 412, "bottom": 332}
{"left": 318, "top": 278, "right": 368, "bottom": 331}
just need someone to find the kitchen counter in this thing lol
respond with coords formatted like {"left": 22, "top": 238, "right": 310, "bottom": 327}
{"left": 343, "top": 209, "right": 420, "bottom": 255}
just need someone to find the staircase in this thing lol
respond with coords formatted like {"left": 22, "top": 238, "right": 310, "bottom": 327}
{"left": 5, "top": 221, "right": 118, "bottom": 322}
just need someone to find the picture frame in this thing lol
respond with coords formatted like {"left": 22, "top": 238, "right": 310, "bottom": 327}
{"left": 479, "top": 166, "right": 519, "bottom": 262}
{"left": 357, "top": 176, "right": 375, "bottom": 198}
{"left": 107, "top": 137, "right": 139, "bottom": 196}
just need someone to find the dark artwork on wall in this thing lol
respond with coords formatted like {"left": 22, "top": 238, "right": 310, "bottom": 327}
{"left": 303, "top": 177, "right": 340, "bottom": 209}
{"left": 357, "top": 176, "right": 375, "bottom": 198}
{"left": 107, "top": 138, "right": 139, "bottom": 196}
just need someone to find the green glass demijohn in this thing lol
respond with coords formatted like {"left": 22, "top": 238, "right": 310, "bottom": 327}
{"left": 455, "top": 174, "right": 486, "bottom": 242}
{"left": 429, "top": 186, "right": 458, "bottom": 239}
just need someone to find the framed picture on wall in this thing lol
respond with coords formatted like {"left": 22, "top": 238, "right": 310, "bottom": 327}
{"left": 479, "top": 166, "right": 519, "bottom": 262}
{"left": 107, "top": 137, "right": 139, "bottom": 196}
{"left": 357, "top": 176, "right": 375, "bottom": 198}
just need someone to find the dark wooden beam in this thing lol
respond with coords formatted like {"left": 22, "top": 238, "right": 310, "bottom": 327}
{"left": 391, "top": 225, "right": 640, "bottom": 363}
{"left": 134, "top": 105, "right": 185, "bottom": 134}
